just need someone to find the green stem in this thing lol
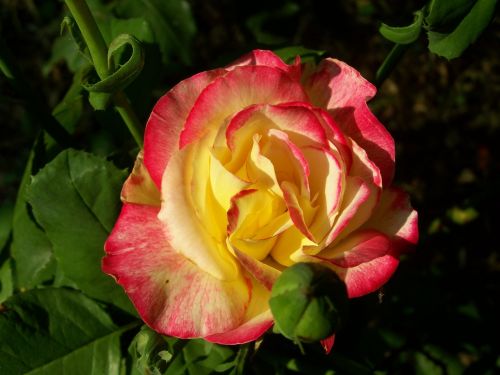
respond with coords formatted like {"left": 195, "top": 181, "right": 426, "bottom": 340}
{"left": 64, "top": 0, "right": 143, "bottom": 146}
{"left": 64, "top": 0, "right": 109, "bottom": 78}
{"left": 375, "top": 43, "right": 410, "bottom": 88}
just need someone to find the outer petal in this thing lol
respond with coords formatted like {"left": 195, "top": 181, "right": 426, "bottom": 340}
{"left": 305, "top": 58, "right": 395, "bottom": 186}
{"left": 205, "top": 309, "right": 273, "bottom": 345}
{"left": 227, "top": 49, "right": 301, "bottom": 81}
{"left": 321, "top": 335, "right": 335, "bottom": 354}
{"left": 362, "top": 187, "right": 419, "bottom": 253}
{"left": 233, "top": 248, "right": 280, "bottom": 290}
{"left": 318, "top": 229, "right": 391, "bottom": 268}
{"left": 332, "top": 252, "right": 399, "bottom": 298}
{"left": 121, "top": 151, "right": 161, "bottom": 206}
{"left": 322, "top": 176, "right": 378, "bottom": 247}
{"left": 103, "top": 204, "right": 251, "bottom": 338}
{"left": 144, "top": 69, "right": 227, "bottom": 188}
{"left": 180, "top": 65, "right": 309, "bottom": 147}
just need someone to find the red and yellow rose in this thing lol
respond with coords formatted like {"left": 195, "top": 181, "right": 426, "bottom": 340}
{"left": 103, "top": 50, "right": 418, "bottom": 346}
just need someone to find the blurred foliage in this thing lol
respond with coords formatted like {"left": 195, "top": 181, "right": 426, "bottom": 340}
{"left": 0, "top": 0, "right": 499, "bottom": 374}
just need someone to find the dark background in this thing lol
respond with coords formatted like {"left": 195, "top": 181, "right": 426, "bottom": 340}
{"left": 1, "top": 0, "right": 499, "bottom": 373}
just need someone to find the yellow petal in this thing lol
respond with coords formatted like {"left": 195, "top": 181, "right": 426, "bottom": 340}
{"left": 121, "top": 150, "right": 161, "bottom": 206}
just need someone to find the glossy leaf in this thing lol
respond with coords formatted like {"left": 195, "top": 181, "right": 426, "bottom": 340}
{"left": 0, "top": 202, "right": 13, "bottom": 252}
{"left": 0, "top": 288, "right": 137, "bottom": 375}
{"left": 10, "top": 136, "right": 56, "bottom": 289}
{"left": 26, "top": 149, "right": 134, "bottom": 314}
{"left": 427, "top": 0, "right": 497, "bottom": 59}
{"left": 164, "top": 339, "right": 237, "bottom": 375}
{"left": 114, "top": 0, "right": 196, "bottom": 65}
{"left": 425, "top": 0, "right": 476, "bottom": 29}
{"left": 128, "top": 325, "right": 172, "bottom": 375}
{"left": 380, "top": 10, "right": 424, "bottom": 44}
{"left": 52, "top": 69, "right": 85, "bottom": 134}
{"left": 0, "top": 259, "right": 13, "bottom": 303}
{"left": 43, "top": 33, "right": 90, "bottom": 75}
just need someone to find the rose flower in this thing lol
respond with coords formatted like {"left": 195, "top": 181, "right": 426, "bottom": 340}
{"left": 103, "top": 50, "right": 418, "bottom": 346}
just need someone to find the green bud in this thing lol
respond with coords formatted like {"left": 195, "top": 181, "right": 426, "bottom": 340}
{"left": 269, "top": 262, "right": 348, "bottom": 343}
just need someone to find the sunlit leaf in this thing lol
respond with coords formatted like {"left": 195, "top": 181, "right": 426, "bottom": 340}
{"left": 0, "top": 259, "right": 13, "bottom": 303}
{"left": 426, "top": 0, "right": 476, "bottom": 29}
{"left": 128, "top": 326, "right": 171, "bottom": 375}
{"left": 0, "top": 202, "right": 13, "bottom": 252}
{"left": 26, "top": 149, "right": 134, "bottom": 314}
{"left": 427, "top": 0, "right": 497, "bottom": 59}
{"left": 380, "top": 10, "right": 424, "bottom": 44}
{"left": 0, "top": 288, "right": 138, "bottom": 374}
{"left": 10, "top": 136, "right": 56, "bottom": 289}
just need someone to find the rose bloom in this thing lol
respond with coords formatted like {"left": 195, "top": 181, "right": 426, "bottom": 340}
{"left": 103, "top": 50, "right": 418, "bottom": 347}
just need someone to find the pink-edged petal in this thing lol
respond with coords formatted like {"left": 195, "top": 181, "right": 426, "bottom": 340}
{"left": 205, "top": 309, "right": 273, "bottom": 345}
{"left": 225, "top": 104, "right": 264, "bottom": 151}
{"left": 323, "top": 176, "right": 379, "bottom": 247}
{"left": 207, "top": 268, "right": 275, "bottom": 344}
{"left": 349, "top": 138, "right": 383, "bottom": 188}
{"left": 227, "top": 189, "right": 258, "bottom": 235}
{"left": 302, "top": 145, "right": 343, "bottom": 220}
{"left": 265, "top": 104, "right": 329, "bottom": 147}
{"left": 121, "top": 150, "right": 161, "bottom": 206}
{"left": 227, "top": 49, "right": 302, "bottom": 81}
{"left": 233, "top": 248, "right": 281, "bottom": 290}
{"left": 313, "top": 108, "right": 353, "bottom": 169}
{"left": 143, "top": 69, "right": 227, "bottom": 188}
{"left": 332, "top": 252, "right": 399, "bottom": 298}
{"left": 281, "top": 181, "right": 316, "bottom": 242}
{"left": 180, "top": 65, "right": 309, "bottom": 147}
{"left": 103, "top": 204, "right": 251, "bottom": 338}
{"left": 363, "top": 187, "right": 418, "bottom": 253}
{"left": 271, "top": 102, "right": 352, "bottom": 168}
{"left": 318, "top": 229, "right": 391, "bottom": 268}
{"left": 265, "top": 128, "right": 310, "bottom": 195}
{"left": 305, "top": 58, "right": 395, "bottom": 186}
{"left": 321, "top": 335, "right": 335, "bottom": 354}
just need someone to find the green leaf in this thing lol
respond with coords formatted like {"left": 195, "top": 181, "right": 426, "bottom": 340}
{"left": 273, "top": 46, "right": 326, "bottom": 64}
{"left": 415, "top": 352, "right": 444, "bottom": 375}
{"left": 115, "top": 0, "right": 196, "bottom": 65}
{"left": 43, "top": 33, "right": 90, "bottom": 75}
{"left": 0, "top": 288, "right": 138, "bottom": 374}
{"left": 110, "top": 17, "right": 155, "bottom": 45}
{"left": 128, "top": 326, "right": 171, "bottom": 375}
{"left": 427, "top": 0, "right": 497, "bottom": 59}
{"left": 26, "top": 149, "right": 134, "bottom": 314}
{"left": 0, "top": 259, "right": 13, "bottom": 303}
{"left": 52, "top": 69, "right": 85, "bottom": 134}
{"left": 164, "top": 339, "right": 237, "bottom": 375}
{"left": 426, "top": 0, "right": 476, "bottom": 29}
{"left": 0, "top": 202, "right": 13, "bottom": 253}
{"left": 60, "top": 16, "right": 90, "bottom": 60}
{"left": 380, "top": 10, "right": 424, "bottom": 44}
{"left": 11, "top": 136, "right": 56, "bottom": 289}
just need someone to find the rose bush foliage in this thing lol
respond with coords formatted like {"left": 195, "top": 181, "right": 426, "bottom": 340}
{"left": 103, "top": 50, "right": 418, "bottom": 346}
